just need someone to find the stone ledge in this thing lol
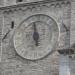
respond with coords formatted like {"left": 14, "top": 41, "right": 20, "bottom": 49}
{"left": 0, "top": 0, "right": 70, "bottom": 11}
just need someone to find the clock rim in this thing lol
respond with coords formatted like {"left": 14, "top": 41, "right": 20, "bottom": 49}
{"left": 13, "top": 14, "right": 59, "bottom": 60}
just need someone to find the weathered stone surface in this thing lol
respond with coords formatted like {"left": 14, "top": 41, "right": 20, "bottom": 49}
{"left": 70, "top": 0, "right": 75, "bottom": 46}
{"left": 70, "top": 0, "right": 75, "bottom": 75}
{"left": 0, "top": 0, "right": 74, "bottom": 75}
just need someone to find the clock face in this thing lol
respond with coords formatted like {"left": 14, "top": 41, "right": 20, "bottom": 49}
{"left": 13, "top": 14, "right": 59, "bottom": 60}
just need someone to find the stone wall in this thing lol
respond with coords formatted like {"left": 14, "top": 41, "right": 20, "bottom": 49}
{"left": 71, "top": 0, "right": 75, "bottom": 46}
{"left": 4, "top": 0, "right": 44, "bottom": 6}
{"left": 0, "top": 1, "right": 71, "bottom": 75}
{"left": 0, "top": 0, "right": 4, "bottom": 6}
{"left": 69, "top": 0, "right": 75, "bottom": 75}
{"left": 0, "top": 10, "right": 3, "bottom": 62}
{"left": 4, "top": 0, "right": 16, "bottom": 6}
{"left": 3, "top": 0, "right": 65, "bottom": 6}
{"left": 0, "top": 0, "right": 74, "bottom": 75}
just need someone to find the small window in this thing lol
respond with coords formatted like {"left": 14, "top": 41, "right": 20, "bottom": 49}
{"left": 17, "top": 0, "right": 23, "bottom": 2}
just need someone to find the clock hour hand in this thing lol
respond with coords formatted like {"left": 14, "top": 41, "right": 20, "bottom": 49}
{"left": 33, "top": 23, "right": 39, "bottom": 46}
{"left": 33, "top": 31, "right": 39, "bottom": 46}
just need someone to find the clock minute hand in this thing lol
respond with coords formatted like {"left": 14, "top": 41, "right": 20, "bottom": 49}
{"left": 33, "top": 23, "right": 39, "bottom": 46}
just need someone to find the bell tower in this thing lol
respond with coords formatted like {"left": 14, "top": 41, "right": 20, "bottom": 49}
{"left": 0, "top": 0, "right": 74, "bottom": 75}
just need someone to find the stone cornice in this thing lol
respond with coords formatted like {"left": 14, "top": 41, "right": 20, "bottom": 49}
{"left": 0, "top": 0, "right": 71, "bottom": 11}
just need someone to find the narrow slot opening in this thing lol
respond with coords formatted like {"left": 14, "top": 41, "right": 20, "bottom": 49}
{"left": 11, "top": 21, "right": 14, "bottom": 29}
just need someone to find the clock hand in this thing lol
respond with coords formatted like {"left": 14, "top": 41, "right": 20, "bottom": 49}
{"left": 33, "top": 22, "right": 37, "bottom": 31}
{"left": 33, "top": 23, "right": 39, "bottom": 46}
{"left": 33, "top": 31, "right": 39, "bottom": 46}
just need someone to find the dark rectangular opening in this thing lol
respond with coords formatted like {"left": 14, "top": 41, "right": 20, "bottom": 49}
{"left": 11, "top": 21, "right": 14, "bottom": 29}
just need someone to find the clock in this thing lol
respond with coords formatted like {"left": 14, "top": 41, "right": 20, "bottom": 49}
{"left": 13, "top": 14, "right": 59, "bottom": 60}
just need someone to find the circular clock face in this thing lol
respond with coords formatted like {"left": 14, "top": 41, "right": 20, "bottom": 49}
{"left": 13, "top": 14, "right": 59, "bottom": 60}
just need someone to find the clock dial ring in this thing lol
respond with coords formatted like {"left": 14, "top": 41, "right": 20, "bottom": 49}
{"left": 13, "top": 14, "right": 59, "bottom": 60}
